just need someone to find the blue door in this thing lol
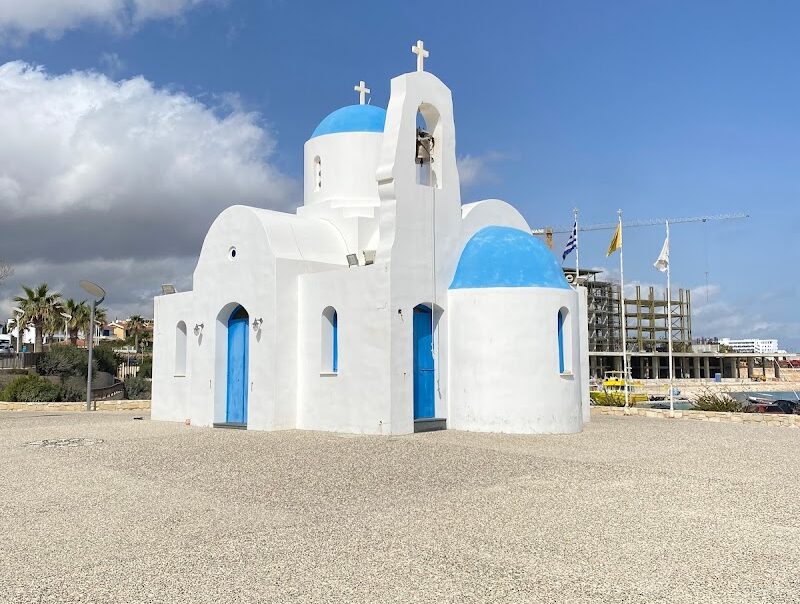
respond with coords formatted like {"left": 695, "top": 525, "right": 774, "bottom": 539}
{"left": 226, "top": 306, "right": 249, "bottom": 424}
{"left": 413, "top": 305, "right": 435, "bottom": 419}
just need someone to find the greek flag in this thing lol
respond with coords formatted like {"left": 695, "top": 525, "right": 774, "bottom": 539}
{"left": 562, "top": 221, "right": 577, "bottom": 261}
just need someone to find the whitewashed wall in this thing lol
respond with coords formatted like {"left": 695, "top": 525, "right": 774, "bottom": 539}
{"left": 151, "top": 291, "right": 193, "bottom": 423}
{"left": 297, "top": 264, "right": 392, "bottom": 434}
{"left": 447, "top": 287, "right": 583, "bottom": 434}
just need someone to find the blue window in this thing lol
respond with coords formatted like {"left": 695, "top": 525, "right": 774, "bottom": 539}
{"left": 332, "top": 311, "right": 338, "bottom": 373}
{"left": 321, "top": 306, "right": 339, "bottom": 374}
{"left": 557, "top": 307, "right": 572, "bottom": 374}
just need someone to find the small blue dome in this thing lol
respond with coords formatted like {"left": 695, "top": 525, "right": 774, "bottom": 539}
{"left": 311, "top": 104, "right": 386, "bottom": 139}
{"left": 450, "top": 226, "right": 571, "bottom": 290}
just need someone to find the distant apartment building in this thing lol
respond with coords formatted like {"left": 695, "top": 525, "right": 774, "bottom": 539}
{"left": 720, "top": 338, "right": 779, "bottom": 354}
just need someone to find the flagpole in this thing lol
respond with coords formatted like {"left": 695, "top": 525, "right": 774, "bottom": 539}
{"left": 666, "top": 219, "right": 674, "bottom": 417}
{"left": 574, "top": 207, "right": 580, "bottom": 284}
{"left": 618, "top": 209, "right": 629, "bottom": 408}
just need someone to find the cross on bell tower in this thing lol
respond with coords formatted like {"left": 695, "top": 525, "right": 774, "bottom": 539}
{"left": 353, "top": 80, "right": 370, "bottom": 105}
{"left": 411, "top": 40, "right": 429, "bottom": 72}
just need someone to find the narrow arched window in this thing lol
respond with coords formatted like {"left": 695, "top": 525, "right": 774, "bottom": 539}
{"left": 557, "top": 307, "right": 572, "bottom": 374}
{"left": 175, "top": 321, "right": 187, "bottom": 376}
{"left": 321, "top": 307, "right": 338, "bottom": 374}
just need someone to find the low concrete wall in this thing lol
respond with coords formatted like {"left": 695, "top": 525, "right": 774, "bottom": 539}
{"left": 591, "top": 405, "right": 800, "bottom": 428}
{"left": 0, "top": 400, "right": 151, "bottom": 412}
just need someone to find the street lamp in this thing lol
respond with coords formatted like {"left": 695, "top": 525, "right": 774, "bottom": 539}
{"left": 80, "top": 280, "right": 106, "bottom": 412}
{"left": 60, "top": 312, "right": 72, "bottom": 344}
{"left": 11, "top": 307, "right": 23, "bottom": 354}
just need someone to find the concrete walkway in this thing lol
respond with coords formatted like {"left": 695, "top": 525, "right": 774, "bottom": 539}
{"left": 1, "top": 411, "right": 798, "bottom": 603}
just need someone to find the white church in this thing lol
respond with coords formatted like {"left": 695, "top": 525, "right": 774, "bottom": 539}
{"left": 152, "top": 41, "right": 590, "bottom": 435}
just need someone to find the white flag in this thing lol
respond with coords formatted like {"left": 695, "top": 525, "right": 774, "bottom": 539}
{"left": 654, "top": 236, "right": 669, "bottom": 272}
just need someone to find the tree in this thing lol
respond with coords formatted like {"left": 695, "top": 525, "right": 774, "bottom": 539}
{"left": 126, "top": 315, "right": 146, "bottom": 352}
{"left": 73, "top": 303, "right": 107, "bottom": 346}
{"left": 62, "top": 299, "right": 89, "bottom": 346}
{"left": 12, "top": 284, "right": 63, "bottom": 352}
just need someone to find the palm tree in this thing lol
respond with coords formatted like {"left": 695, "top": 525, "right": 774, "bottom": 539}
{"left": 72, "top": 304, "right": 107, "bottom": 345}
{"left": 126, "top": 315, "right": 146, "bottom": 352}
{"left": 12, "top": 284, "right": 63, "bottom": 352}
{"left": 62, "top": 299, "right": 88, "bottom": 346}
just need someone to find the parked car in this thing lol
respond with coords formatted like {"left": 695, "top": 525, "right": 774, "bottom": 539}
{"left": 0, "top": 344, "right": 14, "bottom": 356}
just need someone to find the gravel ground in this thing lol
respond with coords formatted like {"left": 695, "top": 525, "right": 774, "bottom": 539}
{"left": 1, "top": 411, "right": 799, "bottom": 604}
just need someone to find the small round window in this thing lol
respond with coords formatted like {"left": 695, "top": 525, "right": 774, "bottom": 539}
{"left": 228, "top": 246, "right": 237, "bottom": 260}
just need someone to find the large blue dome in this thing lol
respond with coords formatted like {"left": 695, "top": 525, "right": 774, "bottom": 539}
{"left": 450, "top": 226, "right": 571, "bottom": 290}
{"left": 311, "top": 104, "right": 387, "bottom": 139}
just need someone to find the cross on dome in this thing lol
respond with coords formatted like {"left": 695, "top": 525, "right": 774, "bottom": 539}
{"left": 354, "top": 80, "right": 370, "bottom": 105}
{"left": 411, "top": 40, "right": 429, "bottom": 72}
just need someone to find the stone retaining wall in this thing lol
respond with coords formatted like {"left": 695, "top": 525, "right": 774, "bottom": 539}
{"left": 591, "top": 405, "right": 800, "bottom": 428}
{"left": 0, "top": 400, "right": 151, "bottom": 412}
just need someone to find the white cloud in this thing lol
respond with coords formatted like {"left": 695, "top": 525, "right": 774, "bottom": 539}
{"left": 457, "top": 151, "right": 504, "bottom": 188}
{"left": 0, "top": 0, "right": 221, "bottom": 43}
{"left": 0, "top": 61, "right": 295, "bottom": 320}
{"left": 0, "top": 61, "right": 293, "bottom": 220}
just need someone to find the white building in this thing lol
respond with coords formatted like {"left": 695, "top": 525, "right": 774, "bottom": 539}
{"left": 151, "top": 42, "right": 590, "bottom": 435}
{"left": 720, "top": 338, "right": 779, "bottom": 354}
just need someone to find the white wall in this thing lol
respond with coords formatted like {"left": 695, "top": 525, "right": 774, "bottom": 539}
{"left": 151, "top": 291, "right": 193, "bottom": 423}
{"left": 152, "top": 205, "right": 348, "bottom": 430}
{"left": 297, "top": 263, "right": 392, "bottom": 434}
{"left": 302, "top": 131, "right": 383, "bottom": 254}
{"left": 448, "top": 287, "right": 583, "bottom": 434}
{"left": 578, "top": 285, "right": 591, "bottom": 423}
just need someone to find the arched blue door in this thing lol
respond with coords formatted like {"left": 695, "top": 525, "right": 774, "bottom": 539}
{"left": 226, "top": 306, "right": 249, "bottom": 424}
{"left": 413, "top": 305, "right": 435, "bottom": 419}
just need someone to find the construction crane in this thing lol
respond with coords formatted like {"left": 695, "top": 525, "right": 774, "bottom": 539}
{"left": 531, "top": 212, "right": 749, "bottom": 235}
{"left": 533, "top": 212, "right": 750, "bottom": 302}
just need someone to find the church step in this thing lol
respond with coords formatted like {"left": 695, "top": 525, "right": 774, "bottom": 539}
{"left": 413, "top": 418, "right": 447, "bottom": 433}
{"left": 213, "top": 422, "right": 247, "bottom": 430}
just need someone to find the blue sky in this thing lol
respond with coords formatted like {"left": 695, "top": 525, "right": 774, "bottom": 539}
{"left": 1, "top": 1, "right": 798, "bottom": 348}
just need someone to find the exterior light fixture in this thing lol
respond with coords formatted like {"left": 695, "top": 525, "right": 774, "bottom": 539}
{"left": 194, "top": 323, "right": 204, "bottom": 336}
{"left": 346, "top": 254, "right": 359, "bottom": 268}
{"left": 161, "top": 284, "right": 177, "bottom": 295}
{"left": 60, "top": 312, "right": 72, "bottom": 343}
{"left": 252, "top": 317, "right": 263, "bottom": 332}
{"left": 11, "top": 307, "right": 23, "bottom": 353}
{"left": 79, "top": 280, "right": 106, "bottom": 412}
{"left": 362, "top": 250, "right": 376, "bottom": 265}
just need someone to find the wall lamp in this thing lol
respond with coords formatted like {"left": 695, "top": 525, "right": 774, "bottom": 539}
{"left": 193, "top": 323, "right": 204, "bottom": 336}
{"left": 252, "top": 317, "right": 263, "bottom": 332}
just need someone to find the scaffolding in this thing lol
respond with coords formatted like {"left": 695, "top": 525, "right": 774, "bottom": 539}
{"left": 625, "top": 285, "right": 692, "bottom": 353}
{"left": 585, "top": 279, "right": 623, "bottom": 352}
{"left": 564, "top": 269, "right": 692, "bottom": 354}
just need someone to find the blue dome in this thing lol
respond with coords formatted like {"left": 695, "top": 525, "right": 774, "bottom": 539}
{"left": 450, "top": 226, "right": 571, "bottom": 290}
{"left": 311, "top": 104, "right": 386, "bottom": 139}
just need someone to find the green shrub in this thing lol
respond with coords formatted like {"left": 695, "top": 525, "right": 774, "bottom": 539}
{"left": 36, "top": 345, "right": 90, "bottom": 378}
{"left": 691, "top": 387, "right": 743, "bottom": 412}
{"left": 60, "top": 376, "right": 87, "bottom": 402}
{"left": 590, "top": 389, "right": 627, "bottom": 407}
{"left": 124, "top": 375, "right": 151, "bottom": 400}
{"left": 138, "top": 356, "right": 152, "bottom": 379}
{"left": 1, "top": 375, "right": 62, "bottom": 402}
{"left": 93, "top": 344, "right": 121, "bottom": 375}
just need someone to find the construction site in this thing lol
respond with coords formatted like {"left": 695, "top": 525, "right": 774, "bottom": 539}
{"left": 537, "top": 212, "right": 798, "bottom": 385}
{"left": 563, "top": 267, "right": 797, "bottom": 384}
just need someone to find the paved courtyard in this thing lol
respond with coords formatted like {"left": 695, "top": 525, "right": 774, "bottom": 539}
{"left": 1, "top": 411, "right": 799, "bottom": 603}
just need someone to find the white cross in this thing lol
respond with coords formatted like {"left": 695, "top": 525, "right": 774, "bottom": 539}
{"left": 411, "top": 39, "right": 429, "bottom": 72}
{"left": 354, "top": 80, "right": 370, "bottom": 105}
